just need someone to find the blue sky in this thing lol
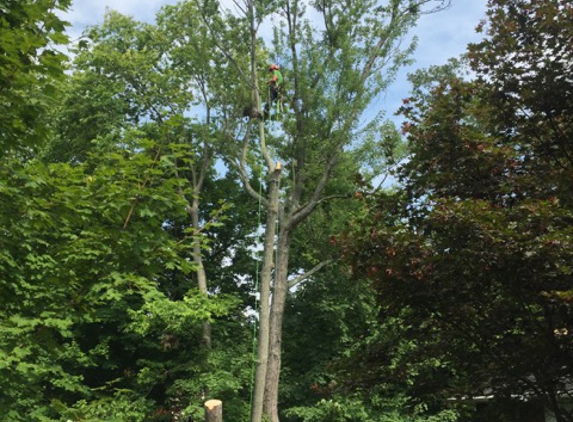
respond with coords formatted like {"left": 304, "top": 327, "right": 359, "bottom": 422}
{"left": 384, "top": 1, "right": 487, "bottom": 121}
{"left": 62, "top": 0, "right": 488, "bottom": 122}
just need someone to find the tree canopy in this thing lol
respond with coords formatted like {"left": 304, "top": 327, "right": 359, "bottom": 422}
{"left": 4, "top": 0, "right": 573, "bottom": 422}
{"left": 344, "top": 1, "right": 573, "bottom": 421}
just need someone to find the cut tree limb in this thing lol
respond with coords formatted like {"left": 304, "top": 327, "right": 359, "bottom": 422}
{"left": 288, "top": 260, "right": 333, "bottom": 289}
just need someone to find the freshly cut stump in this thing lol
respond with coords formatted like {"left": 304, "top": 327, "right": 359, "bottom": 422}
{"left": 204, "top": 399, "right": 222, "bottom": 422}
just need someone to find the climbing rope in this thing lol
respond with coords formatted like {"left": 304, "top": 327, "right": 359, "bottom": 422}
{"left": 249, "top": 75, "right": 283, "bottom": 419}
{"left": 249, "top": 139, "right": 266, "bottom": 421}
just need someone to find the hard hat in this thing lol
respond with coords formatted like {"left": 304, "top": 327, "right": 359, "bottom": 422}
{"left": 269, "top": 64, "right": 279, "bottom": 71}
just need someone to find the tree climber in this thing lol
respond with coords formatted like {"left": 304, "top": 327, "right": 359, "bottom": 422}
{"left": 264, "top": 64, "right": 283, "bottom": 118}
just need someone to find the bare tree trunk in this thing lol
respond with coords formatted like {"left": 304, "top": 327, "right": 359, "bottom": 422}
{"left": 245, "top": 0, "right": 283, "bottom": 419}
{"left": 251, "top": 167, "right": 281, "bottom": 422}
{"left": 264, "top": 228, "right": 291, "bottom": 422}
{"left": 191, "top": 195, "right": 212, "bottom": 348}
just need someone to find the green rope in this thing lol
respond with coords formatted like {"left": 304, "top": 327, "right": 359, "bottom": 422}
{"left": 249, "top": 138, "right": 265, "bottom": 422}
{"left": 249, "top": 84, "right": 281, "bottom": 419}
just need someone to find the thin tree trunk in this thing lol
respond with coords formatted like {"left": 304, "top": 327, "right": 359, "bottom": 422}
{"left": 191, "top": 195, "right": 212, "bottom": 348}
{"left": 251, "top": 167, "right": 281, "bottom": 422}
{"left": 264, "top": 228, "right": 291, "bottom": 422}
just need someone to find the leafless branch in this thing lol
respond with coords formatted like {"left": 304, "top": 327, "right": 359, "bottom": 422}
{"left": 288, "top": 260, "right": 333, "bottom": 289}
{"left": 315, "top": 193, "right": 352, "bottom": 206}
{"left": 289, "top": 152, "right": 338, "bottom": 229}
{"left": 192, "top": 0, "right": 253, "bottom": 88}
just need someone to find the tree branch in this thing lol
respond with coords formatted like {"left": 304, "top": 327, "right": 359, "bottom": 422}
{"left": 192, "top": 0, "right": 253, "bottom": 88}
{"left": 218, "top": 120, "right": 267, "bottom": 206}
{"left": 288, "top": 152, "right": 338, "bottom": 229}
{"left": 288, "top": 260, "right": 333, "bottom": 289}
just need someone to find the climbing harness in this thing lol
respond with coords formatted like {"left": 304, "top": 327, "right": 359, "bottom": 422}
{"left": 265, "top": 63, "right": 284, "bottom": 121}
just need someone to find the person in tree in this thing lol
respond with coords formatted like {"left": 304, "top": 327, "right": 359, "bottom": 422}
{"left": 264, "top": 64, "right": 283, "bottom": 117}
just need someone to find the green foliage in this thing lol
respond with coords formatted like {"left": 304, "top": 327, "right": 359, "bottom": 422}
{"left": 280, "top": 267, "right": 459, "bottom": 422}
{"left": 270, "top": 0, "right": 422, "bottom": 174}
{"left": 286, "top": 395, "right": 379, "bottom": 422}
{"left": 25, "top": 7, "right": 257, "bottom": 419}
{"left": 63, "top": 393, "right": 153, "bottom": 422}
{"left": 0, "top": 0, "right": 70, "bottom": 156}
{"left": 0, "top": 1, "right": 476, "bottom": 422}
{"left": 285, "top": 393, "right": 460, "bottom": 422}
{"left": 0, "top": 131, "right": 242, "bottom": 419}
{"left": 128, "top": 290, "right": 240, "bottom": 336}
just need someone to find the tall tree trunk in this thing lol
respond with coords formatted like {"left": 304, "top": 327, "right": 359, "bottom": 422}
{"left": 264, "top": 228, "right": 291, "bottom": 422}
{"left": 246, "top": 0, "right": 284, "bottom": 419}
{"left": 251, "top": 167, "right": 281, "bottom": 422}
{"left": 191, "top": 195, "right": 212, "bottom": 348}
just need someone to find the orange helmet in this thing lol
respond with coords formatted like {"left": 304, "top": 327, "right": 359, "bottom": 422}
{"left": 269, "top": 64, "right": 279, "bottom": 71}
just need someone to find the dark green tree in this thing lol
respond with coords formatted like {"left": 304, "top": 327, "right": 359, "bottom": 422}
{"left": 343, "top": 1, "right": 573, "bottom": 421}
